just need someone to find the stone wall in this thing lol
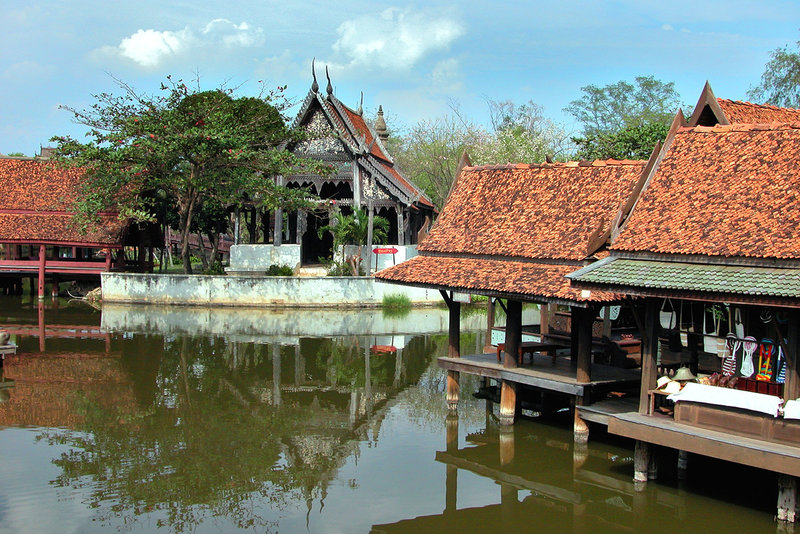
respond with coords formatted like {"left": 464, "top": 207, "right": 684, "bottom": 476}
{"left": 101, "top": 272, "right": 439, "bottom": 307}
{"left": 227, "top": 244, "right": 301, "bottom": 274}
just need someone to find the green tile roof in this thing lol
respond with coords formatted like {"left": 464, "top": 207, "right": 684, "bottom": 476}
{"left": 568, "top": 258, "right": 800, "bottom": 298}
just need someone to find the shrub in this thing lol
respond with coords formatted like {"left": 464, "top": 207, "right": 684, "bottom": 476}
{"left": 326, "top": 260, "right": 364, "bottom": 276}
{"left": 202, "top": 262, "right": 225, "bottom": 275}
{"left": 383, "top": 293, "right": 411, "bottom": 309}
{"left": 265, "top": 264, "right": 294, "bottom": 276}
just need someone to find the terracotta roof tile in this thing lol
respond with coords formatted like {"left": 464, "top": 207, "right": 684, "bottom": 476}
{"left": 718, "top": 99, "right": 800, "bottom": 124}
{"left": 376, "top": 255, "right": 620, "bottom": 303}
{"left": 0, "top": 158, "right": 125, "bottom": 245}
{"left": 420, "top": 161, "right": 644, "bottom": 261}
{"left": 613, "top": 124, "right": 800, "bottom": 259}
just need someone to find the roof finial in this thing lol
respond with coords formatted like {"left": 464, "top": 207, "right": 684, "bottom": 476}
{"left": 311, "top": 58, "right": 319, "bottom": 93}
{"left": 375, "top": 105, "right": 388, "bottom": 142}
{"left": 357, "top": 92, "right": 363, "bottom": 116}
{"left": 325, "top": 66, "right": 333, "bottom": 97}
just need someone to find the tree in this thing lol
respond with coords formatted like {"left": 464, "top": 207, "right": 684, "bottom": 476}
{"left": 565, "top": 76, "right": 683, "bottom": 160}
{"left": 749, "top": 38, "right": 800, "bottom": 107}
{"left": 318, "top": 208, "right": 389, "bottom": 275}
{"left": 52, "top": 77, "right": 329, "bottom": 273}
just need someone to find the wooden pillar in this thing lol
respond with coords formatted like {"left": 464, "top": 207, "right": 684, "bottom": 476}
{"left": 37, "top": 244, "right": 46, "bottom": 300}
{"left": 51, "top": 275, "right": 59, "bottom": 298}
{"left": 105, "top": 249, "right": 112, "bottom": 271}
{"left": 639, "top": 299, "right": 660, "bottom": 414}
{"left": 633, "top": 440, "right": 650, "bottom": 483}
{"left": 500, "top": 300, "right": 522, "bottom": 426}
{"left": 274, "top": 207, "right": 283, "bottom": 246}
{"left": 484, "top": 298, "right": 496, "bottom": 352}
{"left": 540, "top": 303, "right": 550, "bottom": 336}
{"left": 573, "top": 396, "right": 589, "bottom": 444}
{"left": 442, "top": 290, "right": 461, "bottom": 411}
{"left": 574, "top": 306, "right": 594, "bottom": 383}
{"left": 234, "top": 206, "right": 240, "bottom": 245}
{"left": 445, "top": 411, "right": 458, "bottom": 515}
{"left": 396, "top": 207, "right": 404, "bottom": 246}
{"left": 777, "top": 475, "right": 798, "bottom": 523}
{"left": 785, "top": 310, "right": 800, "bottom": 403}
{"left": 366, "top": 200, "right": 374, "bottom": 275}
{"left": 38, "top": 300, "right": 45, "bottom": 353}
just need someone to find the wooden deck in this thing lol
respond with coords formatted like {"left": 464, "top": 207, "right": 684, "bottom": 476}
{"left": 609, "top": 411, "right": 800, "bottom": 478}
{"left": 438, "top": 352, "right": 640, "bottom": 396}
{"left": 578, "top": 397, "right": 638, "bottom": 426}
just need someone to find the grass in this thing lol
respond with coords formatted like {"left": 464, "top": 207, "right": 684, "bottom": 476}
{"left": 382, "top": 293, "right": 412, "bottom": 313}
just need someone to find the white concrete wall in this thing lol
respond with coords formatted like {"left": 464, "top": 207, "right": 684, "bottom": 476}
{"left": 227, "top": 244, "right": 301, "bottom": 273}
{"left": 101, "top": 272, "right": 440, "bottom": 307}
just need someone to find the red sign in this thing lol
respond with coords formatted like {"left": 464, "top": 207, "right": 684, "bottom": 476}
{"left": 373, "top": 247, "right": 398, "bottom": 254}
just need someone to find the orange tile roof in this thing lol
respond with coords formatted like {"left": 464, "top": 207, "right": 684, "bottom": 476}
{"left": 717, "top": 99, "right": 800, "bottom": 124}
{"left": 376, "top": 255, "right": 620, "bottom": 303}
{"left": 340, "top": 104, "right": 391, "bottom": 161}
{"left": 420, "top": 160, "right": 644, "bottom": 261}
{"left": 0, "top": 158, "right": 126, "bottom": 245}
{"left": 613, "top": 123, "right": 800, "bottom": 259}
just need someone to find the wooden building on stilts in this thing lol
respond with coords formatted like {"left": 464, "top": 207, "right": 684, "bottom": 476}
{"left": 376, "top": 153, "right": 647, "bottom": 441}
{"left": 0, "top": 156, "right": 155, "bottom": 298}
{"left": 568, "top": 85, "right": 800, "bottom": 522}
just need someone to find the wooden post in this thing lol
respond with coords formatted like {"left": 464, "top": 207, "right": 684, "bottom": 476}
{"left": 366, "top": 200, "right": 374, "bottom": 275}
{"left": 105, "top": 249, "right": 112, "bottom": 271}
{"left": 484, "top": 298, "right": 496, "bottom": 352}
{"left": 639, "top": 299, "right": 660, "bottom": 414}
{"left": 777, "top": 475, "right": 798, "bottom": 523}
{"left": 51, "top": 276, "right": 59, "bottom": 298}
{"left": 500, "top": 300, "right": 522, "bottom": 426}
{"left": 37, "top": 244, "right": 46, "bottom": 300}
{"left": 396, "top": 207, "right": 404, "bottom": 246}
{"left": 38, "top": 300, "right": 46, "bottom": 353}
{"left": 785, "top": 311, "right": 800, "bottom": 403}
{"left": 573, "top": 396, "right": 589, "bottom": 444}
{"left": 442, "top": 290, "right": 461, "bottom": 410}
{"left": 633, "top": 440, "right": 650, "bottom": 483}
{"left": 540, "top": 303, "right": 550, "bottom": 336}
{"left": 445, "top": 412, "right": 459, "bottom": 515}
{"left": 575, "top": 306, "right": 594, "bottom": 383}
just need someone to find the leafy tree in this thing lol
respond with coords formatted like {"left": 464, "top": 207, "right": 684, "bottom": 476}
{"left": 749, "top": 37, "right": 800, "bottom": 107}
{"left": 6, "top": 151, "right": 25, "bottom": 157}
{"left": 52, "top": 77, "right": 328, "bottom": 273}
{"left": 565, "top": 76, "right": 683, "bottom": 160}
{"left": 318, "top": 208, "right": 389, "bottom": 275}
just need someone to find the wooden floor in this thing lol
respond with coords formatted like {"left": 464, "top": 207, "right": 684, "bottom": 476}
{"left": 610, "top": 411, "right": 800, "bottom": 477}
{"left": 438, "top": 353, "right": 640, "bottom": 397}
{"left": 578, "top": 397, "right": 638, "bottom": 426}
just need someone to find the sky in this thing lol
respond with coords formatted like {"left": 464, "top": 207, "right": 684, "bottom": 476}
{"left": 3, "top": 0, "right": 800, "bottom": 155}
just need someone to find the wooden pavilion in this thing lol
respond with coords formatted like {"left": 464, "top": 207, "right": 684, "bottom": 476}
{"left": 0, "top": 156, "right": 149, "bottom": 298}
{"left": 568, "top": 93, "right": 800, "bottom": 521}
{"left": 234, "top": 66, "right": 435, "bottom": 265}
{"left": 376, "top": 154, "right": 646, "bottom": 439}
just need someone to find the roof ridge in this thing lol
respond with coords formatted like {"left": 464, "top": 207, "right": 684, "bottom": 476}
{"left": 463, "top": 159, "right": 644, "bottom": 172}
{"left": 718, "top": 97, "right": 800, "bottom": 114}
{"left": 680, "top": 122, "right": 800, "bottom": 133}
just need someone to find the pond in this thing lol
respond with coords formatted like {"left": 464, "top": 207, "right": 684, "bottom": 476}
{"left": 0, "top": 297, "right": 781, "bottom": 533}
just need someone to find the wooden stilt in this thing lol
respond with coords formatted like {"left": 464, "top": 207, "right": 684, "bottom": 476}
{"left": 446, "top": 411, "right": 459, "bottom": 452}
{"left": 778, "top": 475, "right": 798, "bottom": 523}
{"left": 37, "top": 245, "right": 46, "bottom": 300}
{"left": 573, "top": 441, "right": 589, "bottom": 472}
{"left": 500, "top": 483, "right": 518, "bottom": 526}
{"left": 677, "top": 450, "right": 689, "bottom": 472}
{"left": 573, "top": 396, "right": 589, "bottom": 444}
{"left": 639, "top": 300, "right": 660, "bottom": 414}
{"left": 37, "top": 301, "right": 45, "bottom": 353}
{"left": 574, "top": 306, "right": 594, "bottom": 383}
{"left": 442, "top": 290, "right": 461, "bottom": 410}
{"left": 445, "top": 411, "right": 458, "bottom": 515}
{"left": 446, "top": 370, "right": 460, "bottom": 411}
{"left": 499, "top": 380, "right": 517, "bottom": 426}
{"left": 634, "top": 441, "right": 650, "bottom": 483}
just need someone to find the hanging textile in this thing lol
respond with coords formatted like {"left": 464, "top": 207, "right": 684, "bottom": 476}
{"left": 722, "top": 333, "right": 739, "bottom": 377}
{"left": 741, "top": 336, "right": 757, "bottom": 378}
{"left": 756, "top": 338, "right": 775, "bottom": 381}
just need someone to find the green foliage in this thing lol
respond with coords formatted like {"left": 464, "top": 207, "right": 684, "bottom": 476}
{"left": 382, "top": 293, "right": 411, "bottom": 309}
{"left": 201, "top": 261, "right": 225, "bottom": 275}
{"left": 749, "top": 37, "right": 800, "bottom": 107}
{"left": 326, "top": 259, "right": 365, "bottom": 276}
{"left": 564, "top": 75, "right": 683, "bottom": 136}
{"left": 573, "top": 121, "right": 671, "bottom": 161}
{"left": 6, "top": 152, "right": 25, "bottom": 157}
{"left": 265, "top": 264, "right": 294, "bottom": 276}
{"left": 318, "top": 207, "right": 389, "bottom": 248}
{"left": 51, "top": 76, "right": 329, "bottom": 273}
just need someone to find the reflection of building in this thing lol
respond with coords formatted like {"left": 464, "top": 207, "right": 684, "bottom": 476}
{"left": 0, "top": 155, "right": 160, "bottom": 298}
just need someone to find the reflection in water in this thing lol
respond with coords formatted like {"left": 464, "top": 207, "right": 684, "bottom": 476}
{"left": 0, "top": 297, "right": 782, "bottom": 533}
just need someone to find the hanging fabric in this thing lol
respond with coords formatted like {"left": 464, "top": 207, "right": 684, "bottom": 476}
{"left": 722, "top": 333, "right": 739, "bottom": 377}
{"left": 659, "top": 299, "right": 676, "bottom": 330}
{"left": 776, "top": 343, "right": 787, "bottom": 384}
{"left": 703, "top": 306, "right": 724, "bottom": 354}
{"left": 741, "top": 336, "right": 757, "bottom": 378}
{"left": 679, "top": 300, "right": 693, "bottom": 347}
{"left": 733, "top": 308, "right": 745, "bottom": 339}
{"left": 756, "top": 338, "right": 775, "bottom": 381}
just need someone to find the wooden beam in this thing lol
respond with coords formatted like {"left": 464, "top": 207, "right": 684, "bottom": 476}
{"left": 503, "top": 300, "right": 522, "bottom": 370}
{"left": 37, "top": 244, "right": 46, "bottom": 300}
{"left": 499, "top": 380, "right": 517, "bottom": 426}
{"left": 574, "top": 306, "right": 595, "bottom": 384}
{"left": 785, "top": 310, "right": 800, "bottom": 403}
{"left": 639, "top": 299, "right": 660, "bottom": 414}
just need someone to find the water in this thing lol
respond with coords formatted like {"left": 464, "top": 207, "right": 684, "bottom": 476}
{"left": 0, "top": 297, "right": 781, "bottom": 533}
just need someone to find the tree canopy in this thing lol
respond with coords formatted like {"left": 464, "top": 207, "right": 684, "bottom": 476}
{"left": 748, "top": 37, "right": 800, "bottom": 107}
{"left": 565, "top": 76, "right": 682, "bottom": 160}
{"left": 53, "top": 77, "right": 329, "bottom": 272}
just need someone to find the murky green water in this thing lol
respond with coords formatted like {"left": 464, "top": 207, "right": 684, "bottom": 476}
{"left": 0, "top": 297, "right": 782, "bottom": 533}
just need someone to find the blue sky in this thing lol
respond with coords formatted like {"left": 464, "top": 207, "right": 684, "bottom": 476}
{"left": 3, "top": 0, "right": 800, "bottom": 155}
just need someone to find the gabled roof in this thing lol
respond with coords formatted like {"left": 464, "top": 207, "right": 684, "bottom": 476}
{"left": 290, "top": 78, "right": 434, "bottom": 209}
{"left": 377, "top": 159, "right": 643, "bottom": 304}
{"left": 0, "top": 158, "right": 126, "bottom": 246}
{"left": 611, "top": 123, "right": 800, "bottom": 260}
{"left": 420, "top": 160, "right": 645, "bottom": 261}
{"left": 688, "top": 82, "right": 800, "bottom": 126}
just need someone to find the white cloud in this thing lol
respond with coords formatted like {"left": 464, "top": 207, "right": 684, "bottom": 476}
{"left": 95, "top": 19, "right": 264, "bottom": 69}
{"left": 431, "top": 58, "right": 462, "bottom": 93}
{"left": 1, "top": 60, "right": 55, "bottom": 81}
{"left": 331, "top": 7, "right": 464, "bottom": 71}
{"left": 662, "top": 24, "right": 674, "bottom": 31}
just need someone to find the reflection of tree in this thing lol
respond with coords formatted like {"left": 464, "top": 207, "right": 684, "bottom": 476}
{"left": 33, "top": 332, "right": 443, "bottom": 533}
{"left": 37, "top": 336, "right": 330, "bottom": 533}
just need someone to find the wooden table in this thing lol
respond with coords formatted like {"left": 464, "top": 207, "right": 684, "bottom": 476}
{"left": 496, "top": 340, "right": 568, "bottom": 366}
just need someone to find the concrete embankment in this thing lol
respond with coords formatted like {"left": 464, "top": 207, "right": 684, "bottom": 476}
{"left": 101, "top": 272, "right": 440, "bottom": 307}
